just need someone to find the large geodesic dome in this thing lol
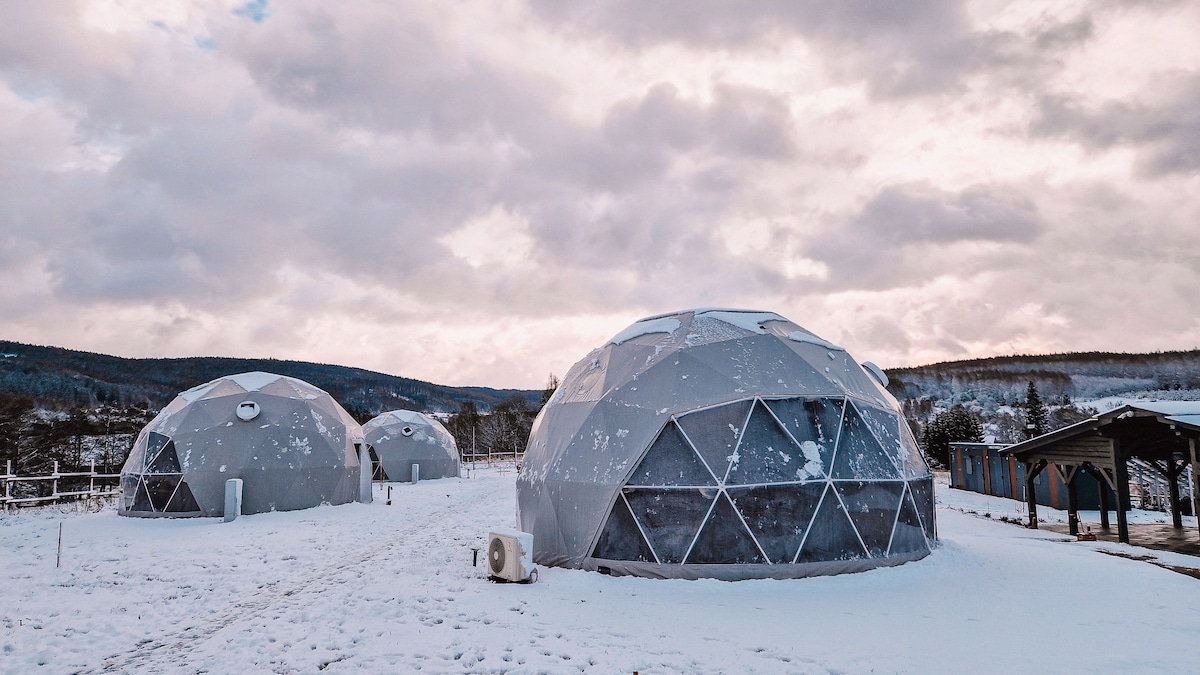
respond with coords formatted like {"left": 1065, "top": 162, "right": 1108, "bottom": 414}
{"left": 119, "top": 372, "right": 364, "bottom": 518}
{"left": 363, "top": 410, "right": 460, "bottom": 482}
{"left": 517, "top": 309, "right": 935, "bottom": 580}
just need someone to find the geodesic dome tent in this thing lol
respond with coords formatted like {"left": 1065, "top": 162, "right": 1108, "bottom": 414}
{"left": 516, "top": 309, "right": 935, "bottom": 580}
{"left": 119, "top": 372, "right": 364, "bottom": 518}
{"left": 363, "top": 410, "right": 460, "bottom": 482}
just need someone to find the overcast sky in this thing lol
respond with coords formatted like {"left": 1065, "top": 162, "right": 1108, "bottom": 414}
{"left": 2, "top": 1, "right": 1198, "bottom": 389}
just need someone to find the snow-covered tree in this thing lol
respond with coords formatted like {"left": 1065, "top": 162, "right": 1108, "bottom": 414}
{"left": 922, "top": 406, "right": 983, "bottom": 468}
{"left": 1022, "top": 381, "right": 1050, "bottom": 439}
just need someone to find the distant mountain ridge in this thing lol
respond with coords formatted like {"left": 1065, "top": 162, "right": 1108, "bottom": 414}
{"left": 5, "top": 339, "right": 1198, "bottom": 421}
{"left": 885, "top": 349, "right": 1200, "bottom": 405}
{"left": 0, "top": 340, "right": 539, "bottom": 418}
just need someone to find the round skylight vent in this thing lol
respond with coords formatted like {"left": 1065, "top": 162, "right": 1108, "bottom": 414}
{"left": 401, "top": 426, "right": 414, "bottom": 437}
{"left": 236, "top": 400, "right": 261, "bottom": 421}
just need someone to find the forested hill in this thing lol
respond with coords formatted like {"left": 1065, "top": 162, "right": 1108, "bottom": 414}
{"left": 885, "top": 349, "right": 1200, "bottom": 405}
{"left": 0, "top": 340, "right": 539, "bottom": 418}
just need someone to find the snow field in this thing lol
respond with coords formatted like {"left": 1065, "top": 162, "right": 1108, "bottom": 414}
{"left": 2, "top": 469, "right": 1200, "bottom": 674}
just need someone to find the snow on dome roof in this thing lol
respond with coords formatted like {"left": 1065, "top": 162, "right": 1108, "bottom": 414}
{"left": 608, "top": 317, "right": 682, "bottom": 345}
{"left": 518, "top": 308, "right": 932, "bottom": 580}
{"left": 176, "top": 371, "right": 325, "bottom": 402}
{"left": 694, "top": 309, "right": 787, "bottom": 332}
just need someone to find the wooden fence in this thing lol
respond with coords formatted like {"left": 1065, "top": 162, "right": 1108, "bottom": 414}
{"left": 1, "top": 460, "right": 121, "bottom": 510}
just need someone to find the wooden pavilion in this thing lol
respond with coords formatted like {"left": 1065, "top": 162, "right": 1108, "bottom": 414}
{"left": 1001, "top": 402, "right": 1200, "bottom": 544}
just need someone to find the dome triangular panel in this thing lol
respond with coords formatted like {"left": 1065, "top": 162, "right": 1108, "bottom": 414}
{"left": 686, "top": 492, "right": 765, "bottom": 564}
{"left": 675, "top": 400, "right": 753, "bottom": 483}
{"left": 624, "top": 488, "right": 715, "bottom": 564}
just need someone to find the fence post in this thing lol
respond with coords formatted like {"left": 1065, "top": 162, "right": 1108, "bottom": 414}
{"left": 52, "top": 461, "right": 59, "bottom": 499}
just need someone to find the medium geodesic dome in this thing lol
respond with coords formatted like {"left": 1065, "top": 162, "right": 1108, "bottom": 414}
{"left": 363, "top": 410, "right": 460, "bottom": 482}
{"left": 119, "top": 372, "right": 364, "bottom": 517}
{"left": 516, "top": 309, "right": 935, "bottom": 580}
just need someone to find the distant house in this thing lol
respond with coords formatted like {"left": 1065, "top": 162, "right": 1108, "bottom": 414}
{"left": 949, "top": 442, "right": 1107, "bottom": 510}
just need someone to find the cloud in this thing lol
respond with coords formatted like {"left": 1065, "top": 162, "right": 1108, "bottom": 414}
{"left": 1033, "top": 73, "right": 1200, "bottom": 175}
{"left": 803, "top": 182, "right": 1044, "bottom": 289}
{"left": 0, "top": 0, "right": 1198, "bottom": 389}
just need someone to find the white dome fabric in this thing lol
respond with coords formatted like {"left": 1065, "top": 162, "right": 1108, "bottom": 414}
{"left": 118, "top": 372, "right": 364, "bottom": 517}
{"left": 363, "top": 410, "right": 460, "bottom": 482}
{"left": 516, "top": 309, "right": 935, "bottom": 579}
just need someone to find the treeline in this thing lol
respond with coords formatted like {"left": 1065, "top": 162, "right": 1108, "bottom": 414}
{"left": 886, "top": 349, "right": 1200, "bottom": 403}
{"left": 0, "top": 340, "right": 543, "bottom": 479}
{"left": 0, "top": 392, "right": 155, "bottom": 484}
{"left": 0, "top": 341, "right": 539, "bottom": 416}
{"left": 885, "top": 349, "right": 1200, "bottom": 464}
{"left": 442, "top": 376, "right": 558, "bottom": 458}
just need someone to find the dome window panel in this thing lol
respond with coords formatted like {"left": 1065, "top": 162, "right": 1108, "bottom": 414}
{"left": 164, "top": 479, "right": 201, "bottom": 513}
{"left": 624, "top": 488, "right": 716, "bottom": 564}
{"left": 625, "top": 421, "right": 717, "bottom": 487}
{"left": 686, "top": 492, "right": 766, "bottom": 565}
{"left": 120, "top": 474, "right": 141, "bottom": 507}
{"left": 766, "top": 397, "right": 844, "bottom": 446}
{"left": 728, "top": 483, "right": 826, "bottom": 564}
{"left": 592, "top": 494, "right": 657, "bottom": 562}
{"left": 909, "top": 477, "right": 937, "bottom": 539}
{"left": 765, "top": 398, "right": 841, "bottom": 477}
{"left": 835, "top": 481, "right": 906, "bottom": 557}
{"left": 830, "top": 403, "right": 901, "bottom": 480}
{"left": 795, "top": 486, "right": 868, "bottom": 563}
{"left": 127, "top": 477, "right": 155, "bottom": 512}
{"left": 726, "top": 400, "right": 810, "bottom": 485}
{"left": 146, "top": 440, "right": 182, "bottom": 474}
{"left": 675, "top": 400, "right": 754, "bottom": 483}
{"left": 889, "top": 488, "right": 931, "bottom": 556}
{"left": 142, "top": 432, "right": 172, "bottom": 471}
{"left": 144, "top": 474, "right": 183, "bottom": 512}
{"left": 857, "top": 405, "right": 931, "bottom": 480}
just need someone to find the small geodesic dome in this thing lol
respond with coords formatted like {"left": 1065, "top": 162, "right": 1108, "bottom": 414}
{"left": 119, "top": 372, "right": 364, "bottom": 517}
{"left": 516, "top": 309, "right": 935, "bottom": 580}
{"left": 363, "top": 410, "right": 460, "bottom": 482}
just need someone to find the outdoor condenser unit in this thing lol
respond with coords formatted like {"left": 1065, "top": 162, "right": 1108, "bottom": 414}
{"left": 487, "top": 529, "right": 537, "bottom": 583}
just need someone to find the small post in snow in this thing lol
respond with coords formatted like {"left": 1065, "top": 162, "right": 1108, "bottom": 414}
{"left": 357, "top": 444, "right": 373, "bottom": 504}
{"left": 56, "top": 522, "right": 63, "bottom": 568}
{"left": 224, "top": 479, "right": 243, "bottom": 522}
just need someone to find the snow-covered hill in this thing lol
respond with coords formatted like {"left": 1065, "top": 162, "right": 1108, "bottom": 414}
{"left": 3, "top": 470, "right": 1200, "bottom": 674}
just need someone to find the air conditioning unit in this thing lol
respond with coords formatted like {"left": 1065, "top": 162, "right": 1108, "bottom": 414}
{"left": 487, "top": 529, "right": 537, "bottom": 583}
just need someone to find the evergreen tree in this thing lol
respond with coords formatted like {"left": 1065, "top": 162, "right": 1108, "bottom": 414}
{"left": 921, "top": 406, "right": 983, "bottom": 469}
{"left": 1022, "top": 380, "right": 1049, "bottom": 439}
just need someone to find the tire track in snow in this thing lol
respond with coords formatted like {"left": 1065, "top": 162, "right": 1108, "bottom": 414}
{"left": 83, "top": 492, "right": 481, "bottom": 674}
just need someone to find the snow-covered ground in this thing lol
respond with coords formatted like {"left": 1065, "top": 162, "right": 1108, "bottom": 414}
{"left": 4, "top": 469, "right": 1200, "bottom": 674}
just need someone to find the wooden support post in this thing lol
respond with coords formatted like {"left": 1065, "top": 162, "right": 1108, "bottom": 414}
{"left": 1168, "top": 462, "right": 1183, "bottom": 529}
{"left": 1191, "top": 438, "right": 1199, "bottom": 536}
{"left": 1024, "top": 460, "right": 1044, "bottom": 529}
{"left": 982, "top": 448, "right": 992, "bottom": 495}
{"left": 1065, "top": 467, "right": 1080, "bottom": 536}
{"left": 1098, "top": 475, "right": 1110, "bottom": 530}
{"left": 1112, "top": 440, "right": 1130, "bottom": 544}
